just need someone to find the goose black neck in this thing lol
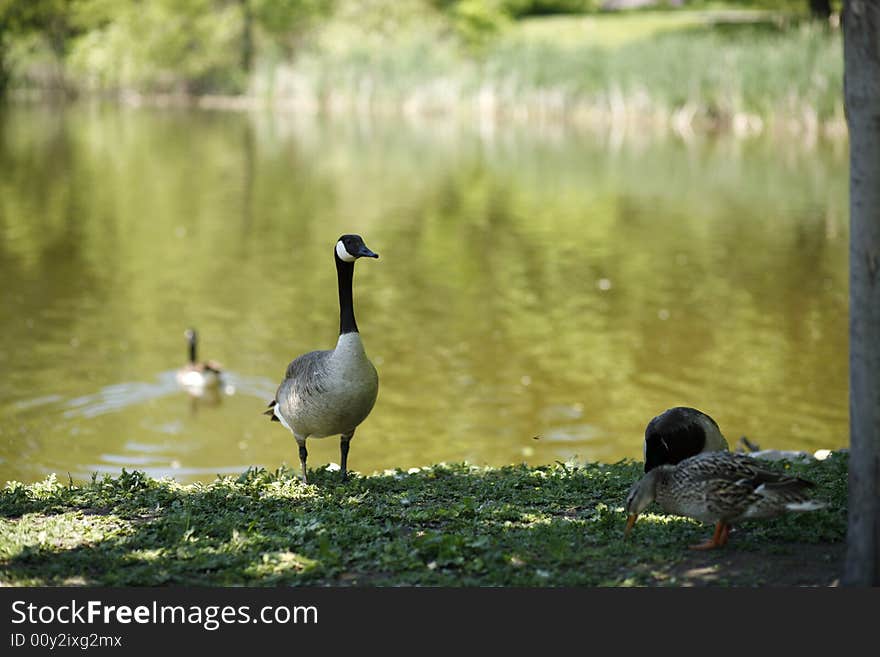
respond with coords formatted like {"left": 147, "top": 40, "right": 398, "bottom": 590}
{"left": 188, "top": 338, "right": 197, "bottom": 364}
{"left": 335, "top": 256, "right": 358, "bottom": 335}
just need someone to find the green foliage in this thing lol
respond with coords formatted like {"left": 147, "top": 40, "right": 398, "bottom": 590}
{"left": 501, "top": 0, "right": 600, "bottom": 18}
{"left": 253, "top": 0, "right": 331, "bottom": 35}
{"left": 0, "top": 0, "right": 121, "bottom": 64}
{"left": 252, "top": 0, "right": 333, "bottom": 53}
{"left": 64, "top": 0, "right": 247, "bottom": 93}
{"left": 1, "top": 0, "right": 334, "bottom": 94}
{"left": 0, "top": 2, "right": 845, "bottom": 130}
{"left": 1, "top": 0, "right": 79, "bottom": 55}
{"left": 448, "top": 0, "right": 509, "bottom": 49}
{"left": 0, "top": 455, "right": 848, "bottom": 586}
{"left": 0, "top": 0, "right": 99, "bottom": 91}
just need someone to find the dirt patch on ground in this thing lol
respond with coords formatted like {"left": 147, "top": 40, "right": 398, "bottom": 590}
{"left": 655, "top": 543, "right": 844, "bottom": 587}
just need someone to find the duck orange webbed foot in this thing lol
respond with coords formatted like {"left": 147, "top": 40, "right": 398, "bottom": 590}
{"left": 688, "top": 521, "right": 729, "bottom": 550}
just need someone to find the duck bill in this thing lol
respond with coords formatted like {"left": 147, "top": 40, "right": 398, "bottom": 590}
{"left": 624, "top": 514, "right": 638, "bottom": 537}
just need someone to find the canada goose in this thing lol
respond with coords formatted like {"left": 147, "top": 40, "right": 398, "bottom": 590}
{"left": 176, "top": 328, "right": 223, "bottom": 392}
{"left": 643, "top": 406, "right": 729, "bottom": 473}
{"left": 264, "top": 234, "right": 379, "bottom": 484}
{"left": 624, "top": 451, "right": 825, "bottom": 549}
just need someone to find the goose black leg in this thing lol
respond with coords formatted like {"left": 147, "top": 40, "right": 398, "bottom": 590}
{"left": 340, "top": 432, "right": 354, "bottom": 481}
{"left": 298, "top": 441, "right": 309, "bottom": 484}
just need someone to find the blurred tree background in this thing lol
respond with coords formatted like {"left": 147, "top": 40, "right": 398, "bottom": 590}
{"left": 0, "top": 1, "right": 843, "bottom": 130}
{"left": 0, "top": 0, "right": 853, "bottom": 508}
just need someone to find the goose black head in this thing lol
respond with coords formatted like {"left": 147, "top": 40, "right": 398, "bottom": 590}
{"left": 335, "top": 234, "right": 379, "bottom": 263}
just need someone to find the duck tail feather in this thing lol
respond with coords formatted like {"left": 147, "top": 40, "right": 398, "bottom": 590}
{"left": 785, "top": 500, "right": 826, "bottom": 512}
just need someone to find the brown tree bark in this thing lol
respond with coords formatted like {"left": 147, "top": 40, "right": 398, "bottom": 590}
{"left": 842, "top": 0, "right": 880, "bottom": 587}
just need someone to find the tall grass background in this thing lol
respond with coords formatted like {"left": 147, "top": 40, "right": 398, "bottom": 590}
{"left": 2, "top": 2, "right": 844, "bottom": 136}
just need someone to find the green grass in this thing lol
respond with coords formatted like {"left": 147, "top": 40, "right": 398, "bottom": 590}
{"left": 0, "top": 453, "right": 848, "bottom": 586}
{"left": 512, "top": 9, "right": 781, "bottom": 48}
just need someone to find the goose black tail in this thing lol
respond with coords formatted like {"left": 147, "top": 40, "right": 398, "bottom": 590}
{"left": 263, "top": 400, "right": 279, "bottom": 421}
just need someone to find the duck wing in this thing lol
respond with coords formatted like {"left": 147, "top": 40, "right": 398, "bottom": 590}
{"left": 681, "top": 452, "right": 819, "bottom": 520}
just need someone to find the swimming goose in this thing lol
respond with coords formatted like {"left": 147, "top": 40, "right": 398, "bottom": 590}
{"left": 624, "top": 451, "right": 825, "bottom": 550}
{"left": 176, "top": 328, "right": 223, "bottom": 392}
{"left": 643, "top": 406, "right": 729, "bottom": 473}
{"left": 264, "top": 234, "right": 379, "bottom": 484}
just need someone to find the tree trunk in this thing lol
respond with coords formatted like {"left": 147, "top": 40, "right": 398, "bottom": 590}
{"left": 842, "top": 0, "right": 880, "bottom": 587}
{"left": 240, "top": 0, "right": 254, "bottom": 74}
{"left": 810, "top": 0, "right": 832, "bottom": 20}
{"left": 0, "top": 28, "right": 8, "bottom": 97}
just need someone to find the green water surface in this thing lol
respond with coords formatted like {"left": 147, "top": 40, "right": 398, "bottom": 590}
{"left": 0, "top": 103, "right": 849, "bottom": 483}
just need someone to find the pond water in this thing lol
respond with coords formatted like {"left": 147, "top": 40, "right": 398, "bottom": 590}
{"left": 0, "top": 102, "right": 849, "bottom": 484}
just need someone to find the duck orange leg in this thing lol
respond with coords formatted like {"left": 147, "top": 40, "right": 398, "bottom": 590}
{"left": 689, "top": 521, "right": 728, "bottom": 550}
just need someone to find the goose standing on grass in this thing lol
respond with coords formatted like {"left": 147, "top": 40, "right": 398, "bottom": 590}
{"left": 624, "top": 451, "right": 825, "bottom": 550}
{"left": 643, "top": 406, "right": 729, "bottom": 473}
{"left": 264, "top": 234, "right": 379, "bottom": 484}
{"left": 176, "top": 328, "right": 223, "bottom": 393}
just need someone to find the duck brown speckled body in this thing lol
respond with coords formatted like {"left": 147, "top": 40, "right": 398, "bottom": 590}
{"left": 624, "top": 451, "right": 825, "bottom": 549}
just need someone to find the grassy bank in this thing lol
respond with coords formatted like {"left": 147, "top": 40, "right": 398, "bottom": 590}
{"left": 0, "top": 453, "right": 848, "bottom": 586}
{"left": 3, "top": 6, "right": 844, "bottom": 135}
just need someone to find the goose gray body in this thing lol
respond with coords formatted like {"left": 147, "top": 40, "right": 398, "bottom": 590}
{"left": 265, "top": 234, "right": 379, "bottom": 483}
{"left": 271, "top": 333, "right": 378, "bottom": 439}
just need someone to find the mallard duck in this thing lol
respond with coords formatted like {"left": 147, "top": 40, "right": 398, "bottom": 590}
{"left": 624, "top": 451, "right": 825, "bottom": 549}
{"left": 643, "top": 406, "right": 729, "bottom": 473}
{"left": 176, "top": 328, "right": 223, "bottom": 393}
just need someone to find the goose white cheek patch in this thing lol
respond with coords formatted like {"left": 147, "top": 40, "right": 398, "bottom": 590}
{"left": 336, "top": 241, "right": 356, "bottom": 262}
